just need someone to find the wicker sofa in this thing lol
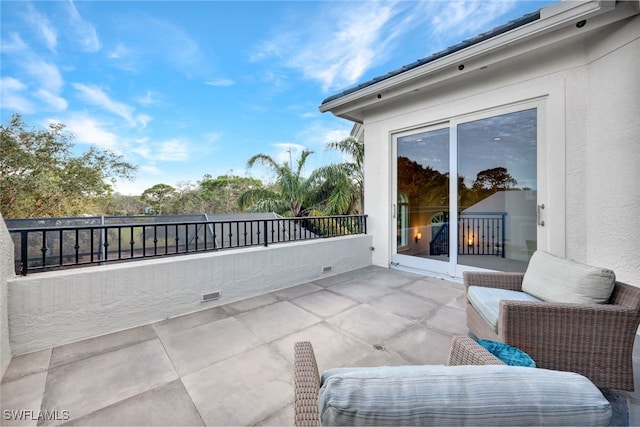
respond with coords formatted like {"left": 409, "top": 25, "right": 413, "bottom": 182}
{"left": 294, "top": 336, "right": 611, "bottom": 426}
{"left": 293, "top": 336, "right": 502, "bottom": 426}
{"left": 465, "top": 256, "right": 640, "bottom": 391}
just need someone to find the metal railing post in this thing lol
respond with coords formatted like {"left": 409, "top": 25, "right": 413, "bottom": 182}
{"left": 263, "top": 220, "right": 269, "bottom": 247}
{"left": 20, "top": 230, "right": 28, "bottom": 276}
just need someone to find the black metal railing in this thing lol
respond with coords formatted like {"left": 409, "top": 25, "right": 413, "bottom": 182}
{"left": 8, "top": 215, "right": 367, "bottom": 275}
{"left": 458, "top": 212, "right": 506, "bottom": 257}
{"left": 428, "top": 212, "right": 506, "bottom": 257}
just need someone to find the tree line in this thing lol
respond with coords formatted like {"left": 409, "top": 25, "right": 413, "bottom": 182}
{"left": 1, "top": 114, "right": 363, "bottom": 219}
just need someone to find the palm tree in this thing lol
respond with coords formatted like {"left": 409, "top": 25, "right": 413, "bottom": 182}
{"left": 323, "top": 137, "right": 364, "bottom": 214}
{"left": 238, "top": 150, "right": 318, "bottom": 217}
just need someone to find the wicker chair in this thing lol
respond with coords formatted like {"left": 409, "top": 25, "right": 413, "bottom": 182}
{"left": 293, "top": 336, "right": 503, "bottom": 427}
{"left": 464, "top": 271, "right": 640, "bottom": 390}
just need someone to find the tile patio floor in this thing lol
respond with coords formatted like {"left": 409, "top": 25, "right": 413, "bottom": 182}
{"left": 1, "top": 265, "right": 639, "bottom": 426}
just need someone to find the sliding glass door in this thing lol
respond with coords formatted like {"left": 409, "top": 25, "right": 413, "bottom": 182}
{"left": 392, "top": 106, "right": 539, "bottom": 276}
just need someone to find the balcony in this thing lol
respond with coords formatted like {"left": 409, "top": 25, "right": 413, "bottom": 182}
{"left": 1, "top": 240, "right": 639, "bottom": 425}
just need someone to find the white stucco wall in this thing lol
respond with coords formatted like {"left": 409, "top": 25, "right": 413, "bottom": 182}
{"left": 583, "top": 16, "right": 640, "bottom": 283}
{"left": 359, "top": 11, "right": 639, "bottom": 284}
{"left": 0, "top": 215, "right": 14, "bottom": 377}
{"left": 8, "top": 234, "right": 372, "bottom": 355}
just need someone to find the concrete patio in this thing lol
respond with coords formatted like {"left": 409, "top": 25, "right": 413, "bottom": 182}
{"left": 1, "top": 265, "right": 638, "bottom": 426}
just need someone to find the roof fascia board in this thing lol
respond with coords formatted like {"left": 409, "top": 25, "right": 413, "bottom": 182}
{"left": 320, "top": 1, "right": 619, "bottom": 116}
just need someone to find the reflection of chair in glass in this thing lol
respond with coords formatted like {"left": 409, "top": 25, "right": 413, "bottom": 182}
{"left": 464, "top": 251, "right": 640, "bottom": 390}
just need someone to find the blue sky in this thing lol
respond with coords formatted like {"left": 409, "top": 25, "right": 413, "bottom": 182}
{"left": 1, "top": 0, "right": 556, "bottom": 195}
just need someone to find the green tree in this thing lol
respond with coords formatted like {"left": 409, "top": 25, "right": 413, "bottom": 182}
{"left": 0, "top": 114, "right": 137, "bottom": 218}
{"left": 103, "top": 193, "right": 148, "bottom": 216}
{"left": 199, "top": 174, "right": 263, "bottom": 213}
{"left": 140, "top": 183, "right": 176, "bottom": 215}
{"left": 169, "top": 181, "right": 204, "bottom": 214}
{"left": 238, "top": 150, "right": 319, "bottom": 217}
{"left": 472, "top": 167, "right": 517, "bottom": 191}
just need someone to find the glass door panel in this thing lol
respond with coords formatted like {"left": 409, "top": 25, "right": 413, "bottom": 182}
{"left": 396, "top": 127, "right": 450, "bottom": 263}
{"left": 457, "top": 108, "right": 537, "bottom": 272}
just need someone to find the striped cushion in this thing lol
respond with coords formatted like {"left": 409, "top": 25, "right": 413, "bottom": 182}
{"left": 318, "top": 365, "right": 611, "bottom": 426}
{"left": 467, "top": 286, "right": 541, "bottom": 332}
{"left": 522, "top": 251, "right": 615, "bottom": 304}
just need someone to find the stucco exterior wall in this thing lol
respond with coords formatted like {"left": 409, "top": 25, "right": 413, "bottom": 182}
{"left": 8, "top": 234, "right": 372, "bottom": 355}
{"left": 361, "top": 13, "right": 639, "bottom": 284}
{"left": 583, "top": 17, "right": 640, "bottom": 283}
{"left": 0, "top": 215, "right": 14, "bottom": 377}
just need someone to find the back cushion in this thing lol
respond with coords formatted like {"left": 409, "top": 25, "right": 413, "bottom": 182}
{"left": 522, "top": 251, "right": 615, "bottom": 304}
{"left": 317, "top": 364, "right": 611, "bottom": 426}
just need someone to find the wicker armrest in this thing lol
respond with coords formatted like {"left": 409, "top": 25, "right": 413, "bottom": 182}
{"left": 463, "top": 271, "right": 524, "bottom": 292}
{"left": 294, "top": 341, "right": 321, "bottom": 427}
{"left": 447, "top": 336, "right": 505, "bottom": 366}
{"left": 499, "top": 299, "right": 640, "bottom": 389}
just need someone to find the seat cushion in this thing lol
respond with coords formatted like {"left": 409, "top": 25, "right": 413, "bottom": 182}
{"left": 318, "top": 365, "right": 611, "bottom": 426}
{"left": 522, "top": 251, "right": 615, "bottom": 304}
{"left": 467, "top": 286, "right": 542, "bottom": 332}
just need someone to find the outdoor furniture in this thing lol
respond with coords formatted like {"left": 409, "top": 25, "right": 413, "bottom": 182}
{"left": 293, "top": 337, "right": 611, "bottom": 426}
{"left": 294, "top": 337, "right": 500, "bottom": 426}
{"left": 465, "top": 251, "right": 640, "bottom": 390}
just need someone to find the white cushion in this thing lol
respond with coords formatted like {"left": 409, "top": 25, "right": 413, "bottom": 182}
{"left": 522, "top": 251, "right": 615, "bottom": 304}
{"left": 318, "top": 364, "right": 611, "bottom": 426}
{"left": 467, "top": 286, "right": 542, "bottom": 332}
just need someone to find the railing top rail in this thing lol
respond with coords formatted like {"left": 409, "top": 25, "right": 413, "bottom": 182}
{"left": 7, "top": 214, "right": 368, "bottom": 233}
{"left": 459, "top": 211, "right": 507, "bottom": 216}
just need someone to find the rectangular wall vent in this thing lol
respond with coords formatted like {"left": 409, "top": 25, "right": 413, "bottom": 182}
{"left": 323, "top": 266, "right": 332, "bottom": 273}
{"left": 202, "top": 291, "right": 221, "bottom": 302}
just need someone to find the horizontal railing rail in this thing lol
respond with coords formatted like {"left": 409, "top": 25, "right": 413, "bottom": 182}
{"left": 8, "top": 215, "right": 367, "bottom": 276}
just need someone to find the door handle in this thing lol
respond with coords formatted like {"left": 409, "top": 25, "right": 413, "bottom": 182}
{"left": 537, "top": 204, "right": 545, "bottom": 226}
{"left": 392, "top": 204, "right": 396, "bottom": 219}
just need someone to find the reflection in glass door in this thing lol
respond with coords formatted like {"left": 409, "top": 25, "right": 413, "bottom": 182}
{"left": 396, "top": 127, "right": 450, "bottom": 264}
{"left": 457, "top": 109, "right": 537, "bottom": 272}
{"left": 393, "top": 107, "right": 538, "bottom": 275}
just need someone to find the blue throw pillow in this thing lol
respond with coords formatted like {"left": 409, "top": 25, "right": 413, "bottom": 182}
{"left": 477, "top": 339, "right": 536, "bottom": 367}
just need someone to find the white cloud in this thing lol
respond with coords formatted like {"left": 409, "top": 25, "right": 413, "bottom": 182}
{"left": 135, "top": 90, "right": 160, "bottom": 106}
{"left": 205, "top": 78, "right": 235, "bottom": 87}
{"left": 0, "top": 77, "right": 34, "bottom": 113}
{"left": 251, "top": 1, "right": 406, "bottom": 92}
{"left": 66, "top": 1, "right": 101, "bottom": 52}
{"left": 72, "top": 83, "right": 149, "bottom": 127}
{"left": 141, "top": 164, "right": 163, "bottom": 175}
{"left": 150, "top": 18, "right": 204, "bottom": 77}
{"left": 23, "top": 59, "right": 63, "bottom": 94}
{"left": 203, "top": 131, "right": 222, "bottom": 145}
{"left": 35, "top": 89, "right": 68, "bottom": 111}
{"left": 25, "top": 4, "right": 58, "bottom": 52}
{"left": 108, "top": 43, "right": 131, "bottom": 60}
{"left": 428, "top": 1, "right": 516, "bottom": 46}
{"left": 251, "top": 0, "right": 518, "bottom": 92}
{"left": 0, "top": 32, "right": 28, "bottom": 53}
{"left": 157, "top": 139, "right": 189, "bottom": 162}
{"left": 107, "top": 43, "right": 139, "bottom": 72}
{"left": 132, "top": 138, "right": 189, "bottom": 162}
{"left": 61, "top": 113, "right": 121, "bottom": 152}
